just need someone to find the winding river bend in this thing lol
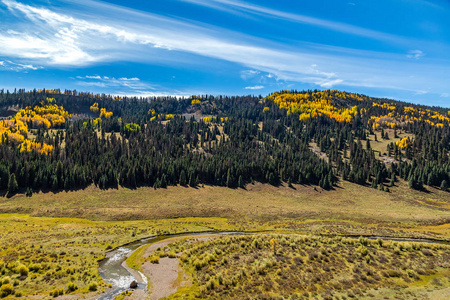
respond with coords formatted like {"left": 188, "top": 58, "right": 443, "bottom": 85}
{"left": 97, "top": 232, "right": 449, "bottom": 300}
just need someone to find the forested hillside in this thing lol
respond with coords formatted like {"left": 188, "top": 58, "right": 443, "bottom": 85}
{"left": 0, "top": 88, "right": 448, "bottom": 196}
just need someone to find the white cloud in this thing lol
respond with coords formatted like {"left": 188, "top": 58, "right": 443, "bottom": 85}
{"left": 0, "top": 0, "right": 448, "bottom": 97}
{"left": 240, "top": 70, "right": 260, "bottom": 80}
{"left": 318, "top": 79, "right": 344, "bottom": 88}
{"left": 441, "top": 93, "right": 449, "bottom": 98}
{"left": 119, "top": 77, "right": 140, "bottom": 81}
{"left": 180, "top": 0, "right": 405, "bottom": 43}
{"left": 407, "top": 50, "right": 425, "bottom": 59}
{"left": 75, "top": 75, "right": 153, "bottom": 91}
{"left": 0, "top": 59, "right": 40, "bottom": 71}
{"left": 244, "top": 85, "right": 264, "bottom": 90}
{"left": 415, "top": 90, "right": 428, "bottom": 95}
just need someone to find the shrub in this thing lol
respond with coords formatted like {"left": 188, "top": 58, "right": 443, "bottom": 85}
{"left": 16, "top": 264, "right": 28, "bottom": 276}
{"left": 50, "top": 287, "right": 64, "bottom": 297}
{"left": 357, "top": 246, "right": 368, "bottom": 256}
{"left": 149, "top": 256, "right": 159, "bottom": 264}
{"left": 1, "top": 277, "right": 10, "bottom": 285}
{"left": 406, "top": 269, "right": 419, "bottom": 279}
{"left": 66, "top": 282, "right": 78, "bottom": 292}
{"left": 376, "top": 238, "right": 383, "bottom": 247}
{"left": 29, "top": 263, "right": 41, "bottom": 272}
{"left": 206, "top": 279, "right": 216, "bottom": 290}
{"left": 88, "top": 282, "right": 97, "bottom": 291}
{"left": 0, "top": 283, "right": 13, "bottom": 296}
{"left": 358, "top": 237, "right": 369, "bottom": 246}
{"left": 385, "top": 269, "right": 402, "bottom": 277}
{"left": 14, "top": 290, "right": 22, "bottom": 297}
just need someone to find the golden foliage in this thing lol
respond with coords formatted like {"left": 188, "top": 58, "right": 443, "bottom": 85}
{"left": 90, "top": 102, "right": 99, "bottom": 113}
{"left": 396, "top": 137, "right": 411, "bottom": 149}
{"left": 203, "top": 116, "right": 228, "bottom": 123}
{"left": 19, "top": 140, "right": 53, "bottom": 155}
{"left": 0, "top": 98, "right": 69, "bottom": 155}
{"left": 191, "top": 99, "right": 201, "bottom": 105}
{"left": 100, "top": 108, "right": 113, "bottom": 119}
{"left": 267, "top": 90, "right": 359, "bottom": 123}
{"left": 263, "top": 107, "right": 270, "bottom": 112}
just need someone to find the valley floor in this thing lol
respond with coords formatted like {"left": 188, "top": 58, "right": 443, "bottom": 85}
{"left": 0, "top": 179, "right": 449, "bottom": 298}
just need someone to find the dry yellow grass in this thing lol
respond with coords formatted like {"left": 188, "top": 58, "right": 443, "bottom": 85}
{"left": 1, "top": 178, "right": 449, "bottom": 239}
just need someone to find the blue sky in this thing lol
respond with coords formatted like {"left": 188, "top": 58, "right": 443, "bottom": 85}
{"left": 0, "top": 0, "right": 449, "bottom": 106}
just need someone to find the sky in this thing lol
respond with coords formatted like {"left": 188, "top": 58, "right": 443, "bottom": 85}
{"left": 0, "top": 0, "right": 449, "bottom": 106}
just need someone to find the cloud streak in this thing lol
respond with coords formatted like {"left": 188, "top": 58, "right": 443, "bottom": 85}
{"left": 75, "top": 75, "right": 154, "bottom": 91}
{"left": 0, "top": 0, "right": 449, "bottom": 99}
{"left": 180, "top": 0, "right": 407, "bottom": 44}
{"left": 245, "top": 85, "right": 264, "bottom": 90}
{"left": 0, "top": 59, "right": 40, "bottom": 71}
{"left": 407, "top": 50, "right": 425, "bottom": 59}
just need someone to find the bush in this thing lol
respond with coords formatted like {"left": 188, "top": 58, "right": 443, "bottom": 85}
{"left": 1, "top": 277, "right": 10, "bottom": 285}
{"left": 357, "top": 246, "right": 368, "bottom": 256}
{"left": 66, "top": 282, "right": 78, "bottom": 292}
{"left": 88, "top": 282, "right": 97, "bottom": 291}
{"left": 0, "top": 283, "right": 13, "bottom": 296}
{"left": 16, "top": 264, "right": 28, "bottom": 276}
{"left": 149, "top": 256, "right": 159, "bottom": 264}
{"left": 406, "top": 269, "right": 419, "bottom": 279}
{"left": 358, "top": 237, "right": 369, "bottom": 246}
{"left": 50, "top": 287, "right": 64, "bottom": 297}
{"left": 29, "top": 263, "right": 41, "bottom": 272}
{"left": 385, "top": 269, "right": 402, "bottom": 277}
{"left": 14, "top": 291, "right": 22, "bottom": 297}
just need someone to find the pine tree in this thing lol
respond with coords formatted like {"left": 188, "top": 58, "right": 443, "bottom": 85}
{"left": 441, "top": 180, "right": 448, "bottom": 191}
{"left": 226, "top": 169, "right": 233, "bottom": 188}
{"left": 390, "top": 173, "right": 396, "bottom": 187}
{"left": 7, "top": 174, "right": 18, "bottom": 195}
{"left": 189, "top": 172, "right": 196, "bottom": 187}
{"left": 238, "top": 175, "right": 244, "bottom": 188}
{"left": 179, "top": 170, "right": 187, "bottom": 186}
{"left": 160, "top": 174, "right": 167, "bottom": 188}
{"left": 26, "top": 187, "right": 33, "bottom": 197}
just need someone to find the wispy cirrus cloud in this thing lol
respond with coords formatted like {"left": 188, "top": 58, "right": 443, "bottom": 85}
{"left": 75, "top": 75, "right": 154, "bottom": 91}
{"left": 244, "top": 85, "right": 264, "bottom": 90}
{"left": 0, "top": 59, "right": 40, "bottom": 71}
{"left": 0, "top": 0, "right": 449, "bottom": 100}
{"left": 180, "top": 0, "right": 406, "bottom": 43}
{"left": 407, "top": 50, "right": 425, "bottom": 59}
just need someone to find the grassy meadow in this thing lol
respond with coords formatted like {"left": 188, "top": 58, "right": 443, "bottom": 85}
{"left": 0, "top": 215, "right": 247, "bottom": 298}
{"left": 159, "top": 234, "right": 450, "bottom": 299}
{"left": 0, "top": 177, "right": 449, "bottom": 298}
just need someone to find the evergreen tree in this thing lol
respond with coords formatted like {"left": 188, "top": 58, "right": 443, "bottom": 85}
{"left": 441, "top": 180, "right": 448, "bottom": 191}
{"left": 7, "top": 173, "right": 18, "bottom": 195}
{"left": 238, "top": 175, "right": 244, "bottom": 188}
{"left": 189, "top": 172, "right": 196, "bottom": 187}
{"left": 179, "top": 170, "right": 187, "bottom": 186}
